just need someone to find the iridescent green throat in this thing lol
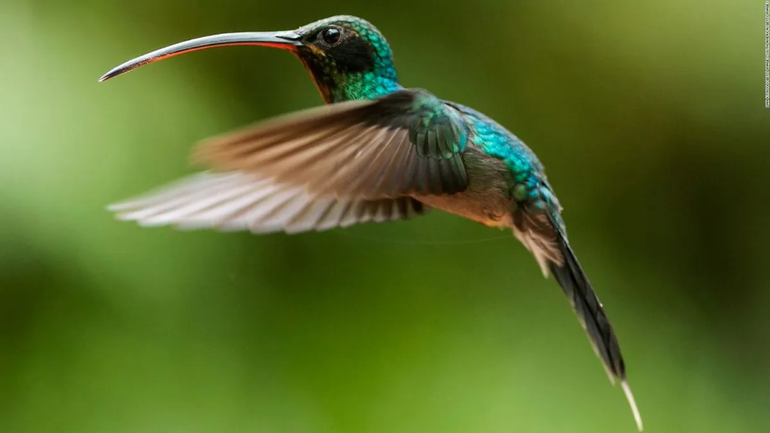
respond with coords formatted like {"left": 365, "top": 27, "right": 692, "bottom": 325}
{"left": 297, "top": 48, "right": 401, "bottom": 103}
{"left": 328, "top": 73, "right": 401, "bottom": 102}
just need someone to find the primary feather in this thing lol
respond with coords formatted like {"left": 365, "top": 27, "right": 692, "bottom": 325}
{"left": 109, "top": 171, "right": 429, "bottom": 233}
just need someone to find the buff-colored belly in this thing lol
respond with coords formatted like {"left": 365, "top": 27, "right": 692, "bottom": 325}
{"left": 414, "top": 189, "right": 513, "bottom": 228}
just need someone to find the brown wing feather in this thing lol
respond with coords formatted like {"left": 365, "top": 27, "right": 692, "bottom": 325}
{"left": 192, "top": 91, "right": 468, "bottom": 200}
{"left": 108, "top": 171, "right": 429, "bottom": 233}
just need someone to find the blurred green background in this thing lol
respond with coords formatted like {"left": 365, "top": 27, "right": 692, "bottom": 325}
{"left": 1, "top": 0, "right": 769, "bottom": 432}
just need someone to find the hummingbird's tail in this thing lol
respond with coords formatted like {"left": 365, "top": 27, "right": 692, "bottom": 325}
{"left": 549, "top": 234, "right": 643, "bottom": 431}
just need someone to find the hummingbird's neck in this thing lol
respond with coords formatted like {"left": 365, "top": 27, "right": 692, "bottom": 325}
{"left": 326, "top": 73, "right": 402, "bottom": 103}
{"left": 298, "top": 54, "right": 401, "bottom": 103}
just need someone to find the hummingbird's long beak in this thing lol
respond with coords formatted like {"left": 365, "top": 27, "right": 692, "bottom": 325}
{"left": 98, "top": 31, "right": 302, "bottom": 82}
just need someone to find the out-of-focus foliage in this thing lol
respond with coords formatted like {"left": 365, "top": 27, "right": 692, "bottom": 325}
{"left": 1, "top": 1, "right": 768, "bottom": 432}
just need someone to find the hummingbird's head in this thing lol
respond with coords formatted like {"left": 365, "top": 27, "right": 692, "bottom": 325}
{"left": 291, "top": 16, "right": 399, "bottom": 101}
{"left": 99, "top": 15, "right": 399, "bottom": 103}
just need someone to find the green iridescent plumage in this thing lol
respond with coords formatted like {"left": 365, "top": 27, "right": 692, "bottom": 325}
{"left": 100, "top": 14, "right": 641, "bottom": 431}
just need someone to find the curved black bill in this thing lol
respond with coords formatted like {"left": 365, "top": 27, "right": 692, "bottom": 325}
{"left": 99, "top": 31, "right": 302, "bottom": 82}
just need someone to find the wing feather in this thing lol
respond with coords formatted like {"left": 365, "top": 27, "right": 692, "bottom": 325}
{"left": 108, "top": 172, "right": 429, "bottom": 233}
{"left": 193, "top": 89, "right": 469, "bottom": 200}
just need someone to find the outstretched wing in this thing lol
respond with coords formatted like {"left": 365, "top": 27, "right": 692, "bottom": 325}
{"left": 194, "top": 89, "right": 470, "bottom": 200}
{"left": 108, "top": 171, "right": 429, "bottom": 233}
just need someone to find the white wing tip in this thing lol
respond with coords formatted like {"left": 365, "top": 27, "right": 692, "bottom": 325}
{"left": 106, "top": 202, "right": 131, "bottom": 212}
{"left": 621, "top": 380, "right": 643, "bottom": 431}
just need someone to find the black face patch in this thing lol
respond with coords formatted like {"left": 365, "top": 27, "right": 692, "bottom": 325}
{"left": 300, "top": 29, "right": 376, "bottom": 75}
{"left": 324, "top": 35, "right": 375, "bottom": 73}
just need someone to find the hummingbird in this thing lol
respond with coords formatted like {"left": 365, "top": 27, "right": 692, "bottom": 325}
{"left": 100, "top": 15, "right": 642, "bottom": 430}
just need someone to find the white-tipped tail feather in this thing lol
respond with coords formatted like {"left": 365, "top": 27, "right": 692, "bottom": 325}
{"left": 622, "top": 380, "right": 643, "bottom": 431}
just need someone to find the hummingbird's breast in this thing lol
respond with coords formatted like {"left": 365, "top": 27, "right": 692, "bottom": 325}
{"left": 413, "top": 144, "right": 515, "bottom": 228}
{"left": 414, "top": 102, "right": 552, "bottom": 228}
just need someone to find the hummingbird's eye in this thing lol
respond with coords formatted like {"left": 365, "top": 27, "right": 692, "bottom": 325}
{"left": 320, "top": 27, "right": 342, "bottom": 46}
